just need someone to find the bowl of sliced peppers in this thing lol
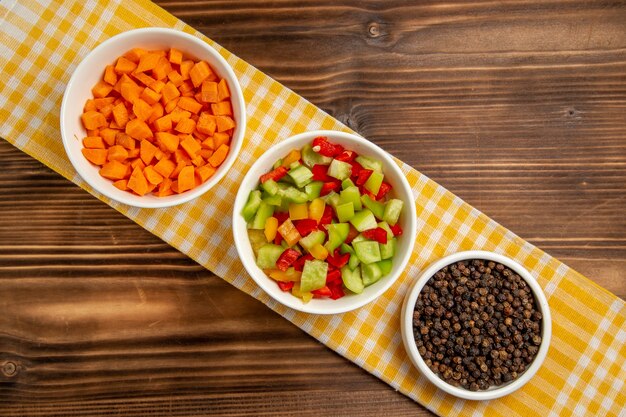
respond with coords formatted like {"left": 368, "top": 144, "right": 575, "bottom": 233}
{"left": 233, "top": 130, "right": 417, "bottom": 314}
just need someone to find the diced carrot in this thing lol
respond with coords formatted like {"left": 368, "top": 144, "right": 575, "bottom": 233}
{"left": 127, "top": 166, "right": 149, "bottom": 196}
{"left": 84, "top": 99, "right": 97, "bottom": 112}
{"left": 200, "top": 81, "right": 218, "bottom": 103}
{"left": 115, "top": 56, "right": 137, "bottom": 74}
{"left": 217, "top": 78, "right": 231, "bottom": 102}
{"left": 180, "top": 135, "right": 202, "bottom": 158}
{"left": 175, "top": 117, "right": 196, "bottom": 134}
{"left": 174, "top": 148, "right": 192, "bottom": 164}
{"left": 120, "top": 81, "right": 142, "bottom": 104}
{"left": 81, "top": 110, "right": 107, "bottom": 130}
{"left": 113, "top": 74, "right": 139, "bottom": 93}
{"left": 91, "top": 80, "right": 113, "bottom": 98}
{"left": 170, "top": 180, "right": 180, "bottom": 193}
{"left": 161, "top": 81, "right": 181, "bottom": 104}
{"left": 132, "top": 71, "right": 156, "bottom": 87}
{"left": 153, "top": 158, "right": 176, "bottom": 178}
{"left": 112, "top": 103, "right": 129, "bottom": 128}
{"left": 130, "top": 158, "right": 146, "bottom": 171}
{"left": 81, "top": 148, "right": 108, "bottom": 165}
{"left": 196, "top": 165, "right": 216, "bottom": 182}
{"left": 94, "top": 97, "right": 115, "bottom": 109}
{"left": 128, "top": 148, "right": 140, "bottom": 159}
{"left": 150, "top": 79, "right": 165, "bottom": 93}
{"left": 213, "top": 132, "right": 230, "bottom": 149}
{"left": 155, "top": 131, "right": 179, "bottom": 153}
{"left": 191, "top": 155, "right": 205, "bottom": 167}
{"left": 124, "top": 163, "right": 133, "bottom": 179}
{"left": 141, "top": 87, "right": 161, "bottom": 105}
{"left": 107, "top": 145, "right": 129, "bottom": 162}
{"left": 126, "top": 119, "right": 153, "bottom": 140}
{"left": 179, "top": 60, "right": 194, "bottom": 80}
{"left": 154, "top": 149, "right": 166, "bottom": 161}
{"left": 178, "top": 81, "right": 194, "bottom": 95}
{"left": 189, "top": 60, "right": 213, "bottom": 87}
{"left": 86, "top": 129, "right": 100, "bottom": 137}
{"left": 167, "top": 70, "right": 184, "bottom": 87}
{"left": 177, "top": 166, "right": 195, "bottom": 193}
{"left": 153, "top": 115, "right": 172, "bottom": 132}
{"left": 157, "top": 177, "right": 173, "bottom": 196}
{"left": 164, "top": 98, "right": 179, "bottom": 114}
{"left": 113, "top": 179, "right": 128, "bottom": 191}
{"left": 193, "top": 129, "right": 209, "bottom": 141}
{"left": 104, "top": 65, "right": 118, "bottom": 85}
{"left": 83, "top": 136, "right": 105, "bottom": 149}
{"left": 169, "top": 48, "right": 183, "bottom": 65}
{"left": 199, "top": 149, "right": 213, "bottom": 159}
{"left": 136, "top": 52, "right": 161, "bottom": 73}
{"left": 208, "top": 144, "right": 229, "bottom": 167}
{"left": 100, "top": 104, "right": 114, "bottom": 120}
{"left": 211, "top": 101, "right": 232, "bottom": 116}
{"left": 148, "top": 102, "right": 165, "bottom": 124}
{"left": 123, "top": 48, "right": 147, "bottom": 63}
{"left": 115, "top": 132, "right": 136, "bottom": 150}
{"left": 132, "top": 98, "right": 153, "bottom": 122}
{"left": 177, "top": 96, "right": 203, "bottom": 114}
{"left": 170, "top": 161, "right": 187, "bottom": 179}
{"left": 170, "top": 108, "right": 191, "bottom": 124}
{"left": 139, "top": 139, "right": 158, "bottom": 165}
{"left": 196, "top": 114, "right": 217, "bottom": 136}
{"left": 215, "top": 115, "right": 236, "bottom": 132}
{"left": 143, "top": 165, "right": 164, "bottom": 185}
{"left": 100, "top": 160, "right": 128, "bottom": 180}
{"left": 100, "top": 128, "right": 118, "bottom": 147}
{"left": 201, "top": 136, "right": 215, "bottom": 150}
{"left": 152, "top": 56, "right": 172, "bottom": 81}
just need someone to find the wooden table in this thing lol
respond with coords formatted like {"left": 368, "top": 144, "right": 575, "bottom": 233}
{"left": 2, "top": 1, "right": 625, "bottom": 415}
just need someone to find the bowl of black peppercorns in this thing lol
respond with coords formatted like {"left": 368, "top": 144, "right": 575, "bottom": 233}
{"left": 401, "top": 250, "right": 551, "bottom": 400}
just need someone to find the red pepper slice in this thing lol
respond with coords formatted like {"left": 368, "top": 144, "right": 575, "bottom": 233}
{"left": 311, "top": 164, "right": 330, "bottom": 181}
{"left": 376, "top": 182, "right": 392, "bottom": 200}
{"left": 312, "top": 136, "right": 344, "bottom": 157}
{"left": 312, "top": 286, "right": 332, "bottom": 298}
{"left": 326, "top": 269, "right": 342, "bottom": 285}
{"left": 327, "top": 250, "right": 350, "bottom": 269}
{"left": 293, "top": 254, "right": 314, "bottom": 272}
{"left": 274, "top": 233, "right": 283, "bottom": 245}
{"left": 360, "top": 186, "right": 377, "bottom": 200}
{"left": 356, "top": 169, "right": 373, "bottom": 186}
{"left": 362, "top": 227, "right": 388, "bottom": 244}
{"left": 345, "top": 224, "right": 360, "bottom": 244}
{"left": 349, "top": 160, "right": 363, "bottom": 179}
{"left": 328, "top": 283, "right": 345, "bottom": 299}
{"left": 274, "top": 211, "right": 289, "bottom": 225}
{"left": 277, "top": 281, "right": 295, "bottom": 292}
{"left": 320, "top": 180, "right": 341, "bottom": 196}
{"left": 276, "top": 248, "right": 301, "bottom": 271}
{"left": 390, "top": 223, "right": 403, "bottom": 237}
{"left": 335, "top": 150, "right": 356, "bottom": 162}
{"left": 260, "top": 166, "right": 288, "bottom": 183}
{"left": 294, "top": 219, "right": 318, "bottom": 237}
{"left": 318, "top": 205, "right": 334, "bottom": 226}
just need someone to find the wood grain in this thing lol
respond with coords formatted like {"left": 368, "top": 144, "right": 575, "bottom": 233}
{"left": 1, "top": 1, "right": 625, "bottom": 416}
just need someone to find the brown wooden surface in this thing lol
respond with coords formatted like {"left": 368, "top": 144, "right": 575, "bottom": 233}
{"left": 2, "top": 1, "right": 626, "bottom": 416}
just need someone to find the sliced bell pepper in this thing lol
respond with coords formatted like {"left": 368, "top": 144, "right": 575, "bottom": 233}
{"left": 311, "top": 164, "right": 330, "bottom": 181}
{"left": 348, "top": 160, "right": 363, "bottom": 179}
{"left": 327, "top": 250, "right": 350, "bottom": 269}
{"left": 274, "top": 211, "right": 289, "bottom": 225}
{"left": 345, "top": 223, "right": 360, "bottom": 244}
{"left": 328, "top": 282, "right": 345, "bottom": 299}
{"left": 320, "top": 180, "right": 341, "bottom": 196}
{"left": 260, "top": 166, "right": 288, "bottom": 183}
{"left": 335, "top": 150, "right": 356, "bottom": 162}
{"left": 390, "top": 223, "right": 403, "bottom": 237}
{"left": 277, "top": 218, "right": 302, "bottom": 246}
{"left": 362, "top": 227, "right": 388, "bottom": 244}
{"left": 311, "top": 286, "right": 332, "bottom": 298}
{"left": 277, "top": 281, "right": 295, "bottom": 291}
{"left": 274, "top": 233, "right": 283, "bottom": 245}
{"left": 266, "top": 267, "right": 302, "bottom": 282}
{"left": 356, "top": 169, "right": 373, "bottom": 186}
{"left": 293, "top": 254, "right": 314, "bottom": 272}
{"left": 376, "top": 181, "right": 392, "bottom": 200}
{"left": 326, "top": 268, "right": 342, "bottom": 285}
{"left": 318, "top": 205, "right": 334, "bottom": 227}
{"left": 312, "top": 136, "right": 344, "bottom": 157}
{"left": 276, "top": 248, "right": 301, "bottom": 271}
{"left": 294, "top": 218, "right": 318, "bottom": 237}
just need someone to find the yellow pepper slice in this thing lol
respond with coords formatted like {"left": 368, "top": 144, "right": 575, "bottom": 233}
{"left": 289, "top": 202, "right": 308, "bottom": 220}
{"left": 264, "top": 216, "right": 278, "bottom": 242}
{"left": 309, "top": 198, "right": 326, "bottom": 223}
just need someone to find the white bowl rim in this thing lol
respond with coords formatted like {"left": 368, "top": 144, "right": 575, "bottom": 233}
{"left": 401, "top": 250, "right": 552, "bottom": 400}
{"left": 60, "top": 27, "right": 246, "bottom": 209}
{"left": 232, "top": 129, "right": 418, "bottom": 314}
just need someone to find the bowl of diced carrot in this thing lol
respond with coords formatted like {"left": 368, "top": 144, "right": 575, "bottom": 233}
{"left": 60, "top": 28, "right": 246, "bottom": 208}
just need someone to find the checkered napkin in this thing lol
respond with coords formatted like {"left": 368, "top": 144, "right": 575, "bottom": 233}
{"left": 1, "top": 1, "right": 624, "bottom": 415}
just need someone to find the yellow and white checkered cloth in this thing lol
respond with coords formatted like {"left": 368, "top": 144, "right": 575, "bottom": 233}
{"left": 1, "top": 1, "right": 624, "bottom": 415}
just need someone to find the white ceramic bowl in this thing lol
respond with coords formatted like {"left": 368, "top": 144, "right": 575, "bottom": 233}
{"left": 233, "top": 130, "right": 417, "bottom": 314}
{"left": 60, "top": 28, "right": 246, "bottom": 208}
{"left": 401, "top": 250, "right": 552, "bottom": 400}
